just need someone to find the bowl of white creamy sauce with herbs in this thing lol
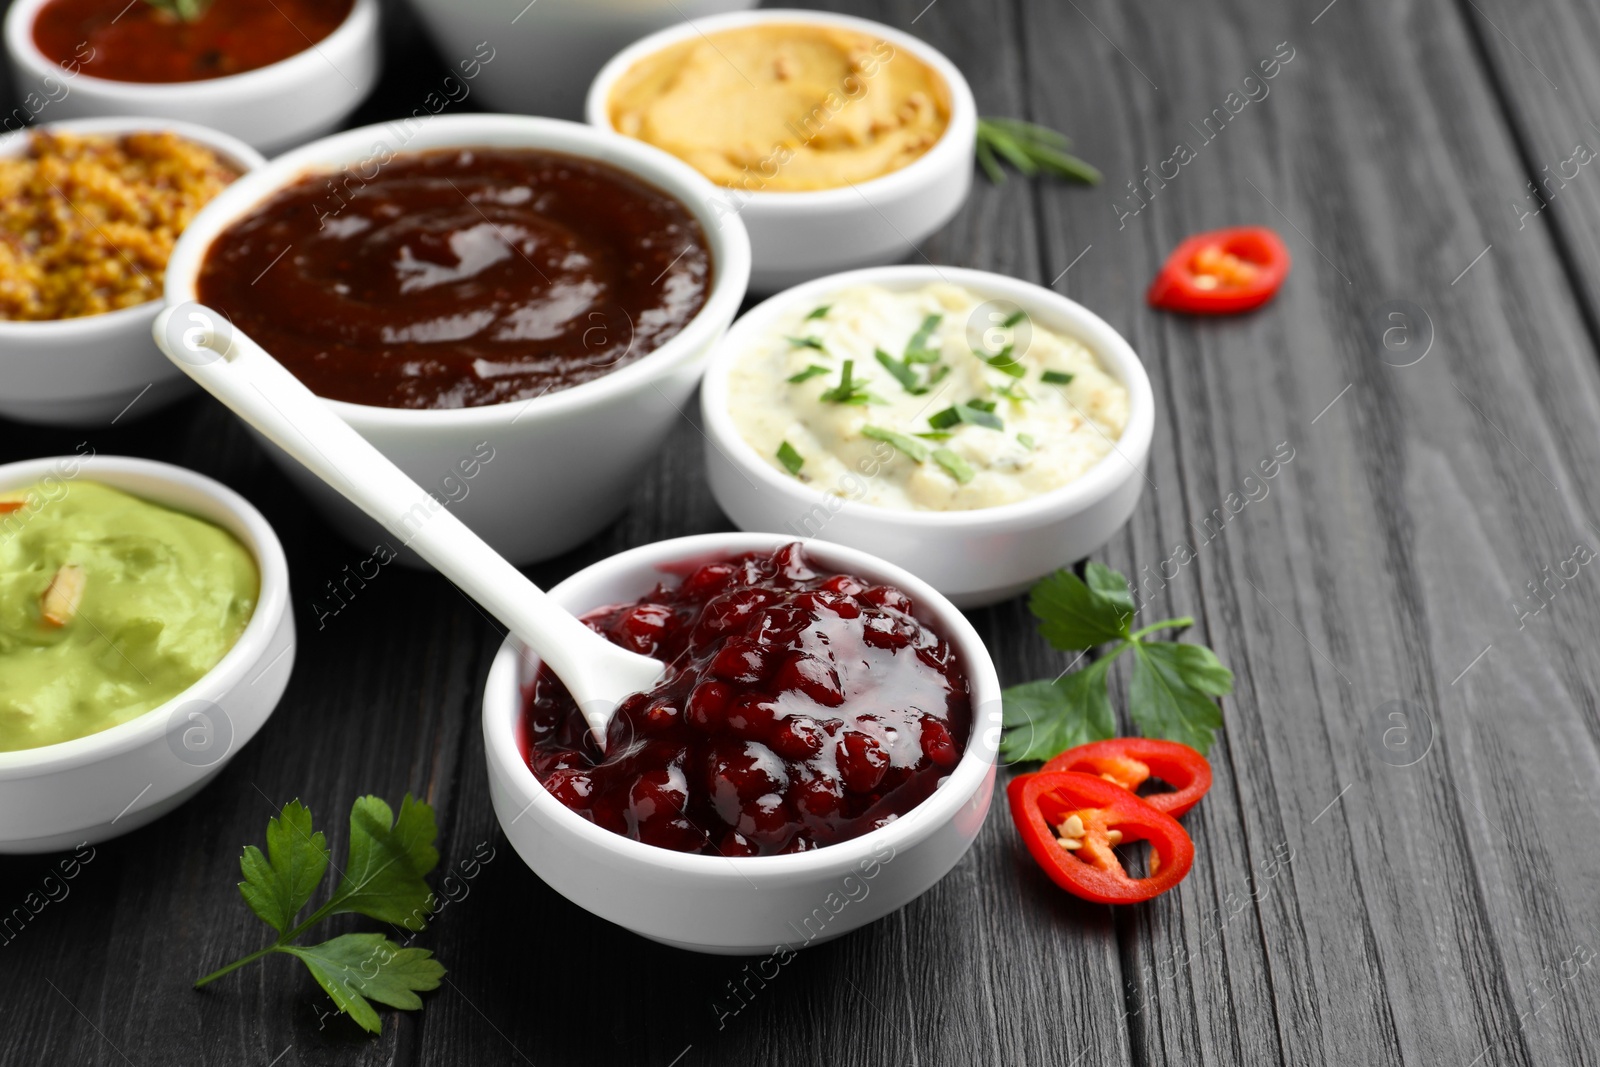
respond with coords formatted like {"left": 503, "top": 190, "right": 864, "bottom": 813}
{"left": 726, "top": 282, "right": 1130, "bottom": 511}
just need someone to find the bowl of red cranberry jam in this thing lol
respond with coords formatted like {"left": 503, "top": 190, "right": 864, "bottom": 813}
{"left": 524, "top": 542, "right": 971, "bottom": 857}
{"left": 483, "top": 533, "right": 1000, "bottom": 954}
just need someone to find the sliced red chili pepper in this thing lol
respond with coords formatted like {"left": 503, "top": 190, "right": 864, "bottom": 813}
{"left": 1147, "top": 226, "right": 1290, "bottom": 314}
{"left": 1042, "top": 738, "right": 1212, "bottom": 817}
{"left": 1007, "top": 771, "right": 1194, "bottom": 904}
{"left": 0, "top": 501, "right": 23, "bottom": 514}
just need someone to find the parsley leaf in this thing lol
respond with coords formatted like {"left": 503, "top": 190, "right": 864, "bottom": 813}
{"left": 324, "top": 795, "right": 439, "bottom": 929}
{"left": 1129, "top": 642, "right": 1230, "bottom": 752}
{"left": 194, "top": 795, "right": 446, "bottom": 1035}
{"left": 1083, "top": 560, "right": 1135, "bottom": 620}
{"left": 999, "top": 656, "right": 1118, "bottom": 762}
{"left": 1027, "top": 565, "right": 1132, "bottom": 649}
{"left": 238, "top": 799, "right": 328, "bottom": 935}
{"left": 282, "top": 934, "right": 444, "bottom": 1035}
{"left": 1000, "top": 563, "right": 1231, "bottom": 759}
{"left": 805, "top": 305, "right": 831, "bottom": 320}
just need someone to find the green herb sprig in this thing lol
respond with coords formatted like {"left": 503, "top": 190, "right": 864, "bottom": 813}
{"left": 1001, "top": 563, "right": 1232, "bottom": 762}
{"left": 194, "top": 796, "right": 446, "bottom": 1035}
{"left": 976, "top": 118, "right": 1101, "bottom": 185}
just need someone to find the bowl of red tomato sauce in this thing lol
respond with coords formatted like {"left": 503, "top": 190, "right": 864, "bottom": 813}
{"left": 4, "top": 0, "right": 379, "bottom": 153}
{"left": 482, "top": 533, "right": 1002, "bottom": 954}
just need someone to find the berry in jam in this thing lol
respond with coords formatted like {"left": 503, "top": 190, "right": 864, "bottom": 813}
{"left": 521, "top": 543, "right": 971, "bottom": 856}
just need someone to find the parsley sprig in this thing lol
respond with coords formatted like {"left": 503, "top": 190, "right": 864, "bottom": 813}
{"left": 1001, "top": 563, "right": 1232, "bottom": 762}
{"left": 194, "top": 795, "right": 446, "bottom": 1035}
{"left": 976, "top": 117, "right": 1101, "bottom": 185}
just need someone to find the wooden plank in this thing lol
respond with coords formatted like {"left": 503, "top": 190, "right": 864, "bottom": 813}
{"left": 1444, "top": 0, "right": 1600, "bottom": 336}
{"left": 1014, "top": 1, "right": 1600, "bottom": 1066}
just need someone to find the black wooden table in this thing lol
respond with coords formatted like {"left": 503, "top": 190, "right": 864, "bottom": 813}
{"left": 5, "top": 1, "right": 1600, "bottom": 1064}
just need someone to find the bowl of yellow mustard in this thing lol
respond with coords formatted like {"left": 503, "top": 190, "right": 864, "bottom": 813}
{"left": 0, "top": 454, "right": 293, "bottom": 853}
{"left": 588, "top": 9, "right": 977, "bottom": 292}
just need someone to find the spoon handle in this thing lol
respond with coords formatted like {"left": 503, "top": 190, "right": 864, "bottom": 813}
{"left": 152, "top": 303, "right": 661, "bottom": 738}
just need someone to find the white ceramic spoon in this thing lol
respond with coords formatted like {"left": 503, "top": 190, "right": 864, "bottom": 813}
{"left": 151, "top": 303, "right": 663, "bottom": 746}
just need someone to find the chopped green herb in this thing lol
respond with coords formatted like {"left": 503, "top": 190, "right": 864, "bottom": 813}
{"left": 996, "top": 382, "right": 1031, "bottom": 402}
{"left": 786, "top": 336, "right": 826, "bottom": 351}
{"left": 805, "top": 305, "right": 831, "bottom": 320}
{"left": 976, "top": 344, "right": 1026, "bottom": 378}
{"left": 1002, "top": 309, "right": 1028, "bottom": 329}
{"left": 875, "top": 342, "right": 951, "bottom": 396}
{"left": 142, "top": 0, "right": 212, "bottom": 20}
{"left": 933, "top": 449, "right": 975, "bottom": 484}
{"left": 818, "top": 360, "right": 881, "bottom": 406}
{"left": 875, "top": 347, "right": 927, "bottom": 395}
{"left": 928, "top": 402, "right": 1004, "bottom": 431}
{"left": 915, "top": 431, "right": 954, "bottom": 441}
{"left": 776, "top": 441, "right": 805, "bottom": 475}
{"left": 1018, "top": 433, "right": 1037, "bottom": 449}
{"left": 1041, "top": 370, "right": 1075, "bottom": 385}
{"left": 861, "top": 425, "right": 931, "bottom": 462}
{"left": 787, "top": 365, "right": 830, "bottom": 384}
{"left": 904, "top": 314, "right": 944, "bottom": 363}
{"left": 967, "top": 398, "right": 998, "bottom": 413}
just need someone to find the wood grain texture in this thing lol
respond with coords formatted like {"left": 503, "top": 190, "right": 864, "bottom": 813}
{"left": 1, "top": 0, "right": 1599, "bottom": 1065}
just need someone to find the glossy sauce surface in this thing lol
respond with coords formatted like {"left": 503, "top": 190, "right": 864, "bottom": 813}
{"left": 197, "top": 148, "right": 712, "bottom": 409}
{"left": 522, "top": 544, "right": 971, "bottom": 856}
{"left": 33, "top": 0, "right": 352, "bottom": 83}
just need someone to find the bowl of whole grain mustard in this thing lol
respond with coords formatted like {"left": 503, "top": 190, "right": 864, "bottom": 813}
{"left": 0, "top": 117, "right": 262, "bottom": 426}
{"left": 587, "top": 10, "right": 977, "bottom": 292}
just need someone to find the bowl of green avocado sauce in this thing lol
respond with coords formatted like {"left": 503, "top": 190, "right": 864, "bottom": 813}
{"left": 0, "top": 480, "right": 260, "bottom": 751}
{"left": 0, "top": 456, "right": 292, "bottom": 854}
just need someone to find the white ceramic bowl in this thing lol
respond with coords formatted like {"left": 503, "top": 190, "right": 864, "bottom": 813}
{"left": 482, "top": 531, "right": 1000, "bottom": 955}
{"left": 4, "top": 0, "right": 379, "bottom": 155}
{"left": 405, "top": 0, "right": 756, "bottom": 119}
{"left": 0, "top": 455, "right": 294, "bottom": 854}
{"left": 586, "top": 9, "right": 977, "bottom": 293}
{"left": 700, "top": 266, "right": 1155, "bottom": 607}
{"left": 162, "top": 114, "right": 751, "bottom": 566}
{"left": 0, "top": 117, "right": 264, "bottom": 427}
